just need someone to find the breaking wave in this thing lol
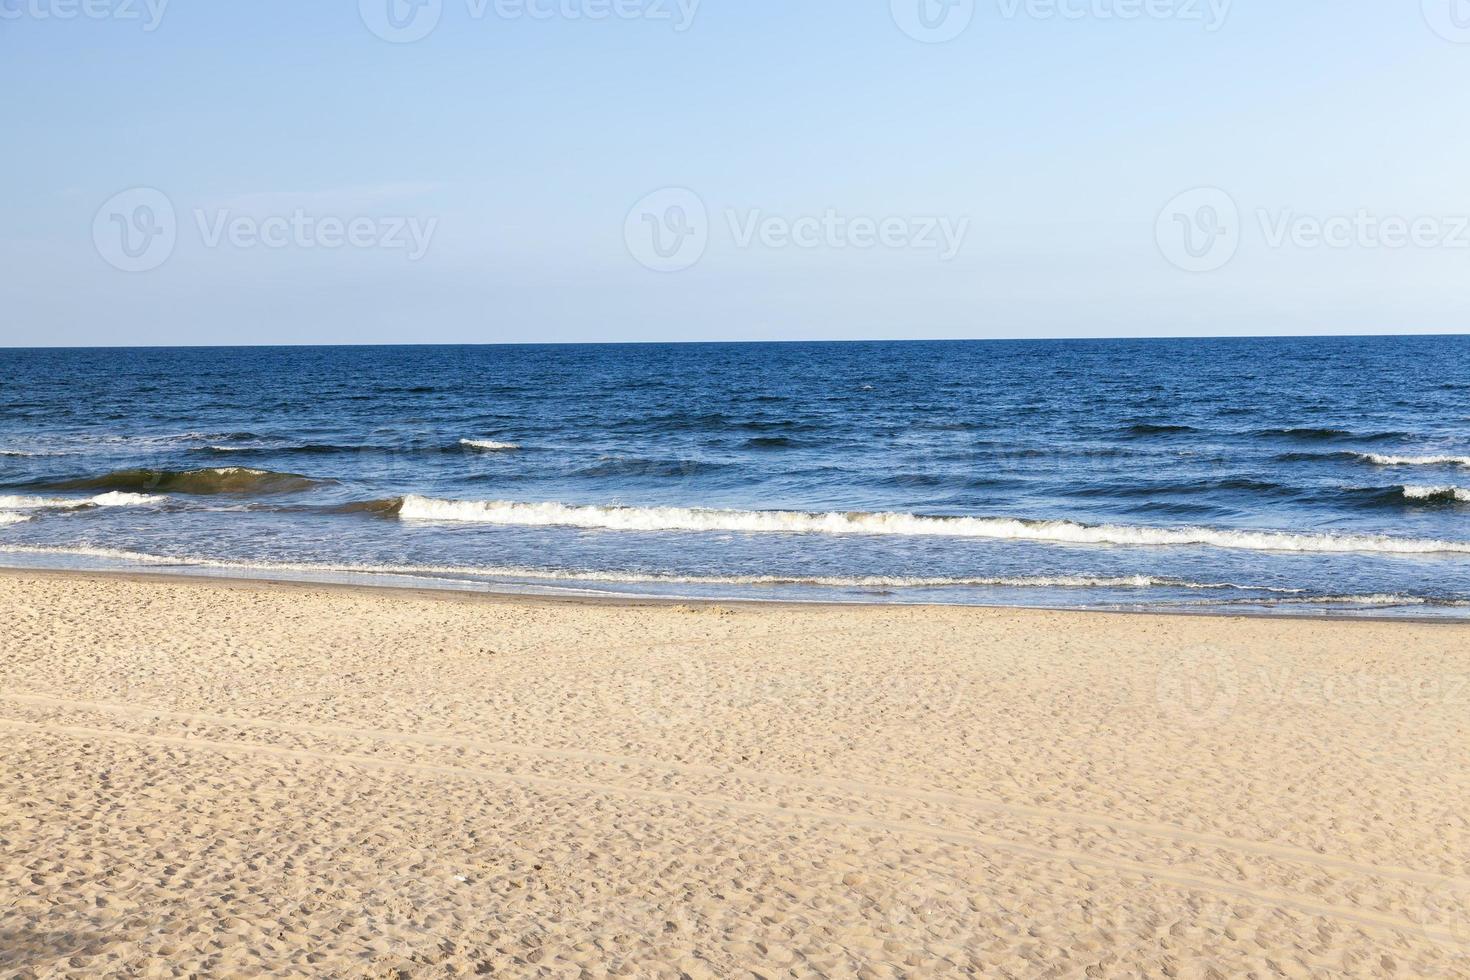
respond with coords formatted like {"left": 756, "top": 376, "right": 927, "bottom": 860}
{"left": 460, "top": 439, "right": 521, "bottom": 452}
{"left": 386, "top": 495, "right": 1470, "bottom": 555}
{"left": 0, "top": 513, "right": 31, "bottom": 526}
{"left": 1355, "top": 453, "right": 1470, "bottom": 468}
{"left": 0, "top": 492, "right": 161, "bottom": 510}
{"left": 1401, "top": 485, "right": 1470, "bottom": 504}
{"left": 1342, "top": 485, "right": 1470, "bottom": 507}
{"left": 0, "top": 494, "right": 86, "bottom": 510}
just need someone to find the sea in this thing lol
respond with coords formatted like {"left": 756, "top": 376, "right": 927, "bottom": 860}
{"left": 2, "top": 337, "right": 1468, "bottom": 617}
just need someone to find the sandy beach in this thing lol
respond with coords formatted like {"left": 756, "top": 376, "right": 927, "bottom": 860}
{"left": 1, "top": 570, "right": 1468, "bottom": 977}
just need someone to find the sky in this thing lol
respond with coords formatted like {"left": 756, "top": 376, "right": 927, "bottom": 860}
{"left": 2, "top": 1, "right": 1469, "bottom": 346}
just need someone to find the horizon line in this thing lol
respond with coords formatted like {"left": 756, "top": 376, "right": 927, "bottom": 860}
{"left": 3, "top": 330, "right": 1469, "bottom": 351}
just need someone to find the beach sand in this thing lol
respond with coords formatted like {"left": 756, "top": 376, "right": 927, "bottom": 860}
{"left": 1, "top": 570, "right": 1468, "bottom": 977}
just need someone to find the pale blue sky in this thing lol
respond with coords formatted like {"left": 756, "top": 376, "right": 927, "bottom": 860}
{"left": 2, "top": 1, "right": 1468, "bottom": 345}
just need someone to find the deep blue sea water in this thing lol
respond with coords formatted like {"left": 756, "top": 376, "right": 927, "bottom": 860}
{"left": 2, "top": 338, "right": 1469, "bottom": 616}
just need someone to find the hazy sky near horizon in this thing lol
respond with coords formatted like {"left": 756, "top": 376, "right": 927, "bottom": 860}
{"left": 3, "top": 1, "right": 1469, "bottom": 346}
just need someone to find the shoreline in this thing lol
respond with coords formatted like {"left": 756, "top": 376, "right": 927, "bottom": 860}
{"left": 1, "top": 561, "right": 1467, "bottom": 626}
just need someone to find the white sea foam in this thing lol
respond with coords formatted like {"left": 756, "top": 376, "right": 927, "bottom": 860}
{"left": 1231, "top": 594, "right": 1470, "bottom": 608}
{"left": 0, "top": 544, "right": 183, "bottom": 563}
{"left": 460, "top": 439, "right": 521, "bottom": 452}
{"left": 0, "top": 495, "right": 77, "bottom": 510}
{"left": 1358, "top": 453, "right": 1470, "bottom": 468}
{"left": 0, "top": 492, "right": 163, "bottom": 510}
{"left": 1297, "top": 594, "right": 1435, "bottom": 606}
{"left": 0, "top": 544, "right": 1302, "bottom": 593}
{"left": 0, "top": 513, "right": 31, "bottom": 526}
{"left": 395, "top": 495, "right": 1470, "bottom": 556}
{"left": 1401, "top": 485, "right": 1470, "bottom": 503}
{"left": 90, "top": 492, "right": 164, "bottom": 507}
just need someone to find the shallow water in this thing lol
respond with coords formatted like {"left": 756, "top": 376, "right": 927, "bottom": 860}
{"left": 2, "top": 338, "right": 1468, "bottom": 615}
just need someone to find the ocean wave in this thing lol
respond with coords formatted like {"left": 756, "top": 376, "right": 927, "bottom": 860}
{"left": 1272, "top": 451, "right": 1358, "bottom": 463}
{"left": 47, "top": 467, "right": 326, "bottom": 496}
{"left": 204, "top": 443, "right": 378, "bottom": 456}
{"left": 60, "top": 431, "right": 265, "bottom": 451}
{"left": 570, "top": 457, "right": 725, "bottom": 479}
{"left": 1074, "top": 477, "right": 1291, "bottom": 499}
{"left": 389, "top": 495, "right": 1470, "bottom": 555}
{"left": 1256, "top": 428, "right": 1408, "bottom": 442}
{"left": 0, "top": 544, "right": 1303, "bottom": 593}
{"left": 1124, "top": 423, "right": 1199, "bottom": 436}
{"left": 1356, "top": 453, "right": 1470, "bottom": 468}
{"left": 0, "top": 513, "right": 32, "bottom": 526}
{"left": 198, "top": 439, "right": 521, "bottom": 456}
{"left": 322, "top": 498, "right": 404, "bottom": 517}
{"left": 1339, "top": 484, "right": 1470, "bottom": 508}
{"left": 199, "top": 441, "right": 413, "bottom": 456}
{"left": 1401, "top": 485, "right": 1470, "bottom": 504}
{"left": 1256, "top": 427, "right": 1354, "bottom": 440}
